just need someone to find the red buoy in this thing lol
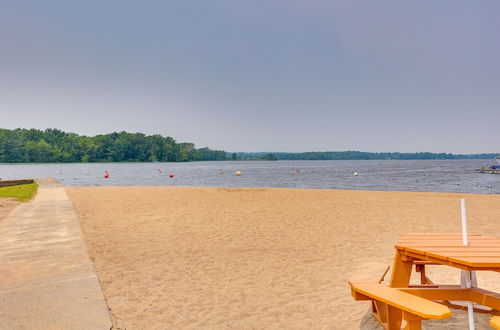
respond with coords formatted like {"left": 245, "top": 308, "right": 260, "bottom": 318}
{"left": 169, "top": 174, "right": 174, "bottom": 178}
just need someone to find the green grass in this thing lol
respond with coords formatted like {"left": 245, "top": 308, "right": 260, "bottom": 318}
{"left": 0, "top": 183, "right": 39, "bottom": 202}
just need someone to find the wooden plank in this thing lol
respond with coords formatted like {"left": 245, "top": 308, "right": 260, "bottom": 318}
{"left": 400, "top": 233, "right": 481, "bottom": 236}
{"left": 413, "top": 260, "right": 438, "bottom": 265}
{"left": 397, "top": 254, "right": 499, "bottom": 272}
{"left": 397, "top": 242, "right": 500, "bottom": 248}
{"left": 416, "top": 247, "right": 500, "bottom": 252}
{"left": 408, "top": 242, "right": 500, "bottom": 245}
{"left": 399, "top": 246, "right": 500, "bottom": 251}
{"left": 400, "top": 251, "right": 476, "bottom": 271}
{"left": 402, "top": 250, "right": 445, "bottom": 262}
{"left": 469, "top": 288, "right": 500, "bottom": 310}
{"left": 399, "top": 233, "right": 493, "bottom": 237}
{"left": 398, "top": 288, "right": 469, "bottom": 301}
{"left": 448, "top": 256, "right": 500, "bottom": 268}
{"left": 398, "top": 237, "right": 500, "bottom": 242}
{"left": 403, "top": 251, "right": 500, "bottom": 267}
{"left": 400, "top": 233, "right": 490, "bottom": 237}
{"left": 399, "top": 237, "right": 469, "bottom": 240}
{"left": 398, "top": 233, "right": 500, "bottom": 241}
{"left": 350, "top": 283, "right": 452, "bottom": 319}
{"left": 426, "top": 251, "right": 500, "bottom": 258}
{"left": 398, "top": 236, "right": 499, "bottom": 241}
{"left": 398, "top": 240, "right": 500, "bottom": 244}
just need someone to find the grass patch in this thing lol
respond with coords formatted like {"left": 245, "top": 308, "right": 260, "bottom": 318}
{"left": 0, "top": 183, "right": 39, "bottom": 202}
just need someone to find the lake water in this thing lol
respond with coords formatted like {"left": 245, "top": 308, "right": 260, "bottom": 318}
{"left": 0, "top": 160, "right": 499, "bottom": 194}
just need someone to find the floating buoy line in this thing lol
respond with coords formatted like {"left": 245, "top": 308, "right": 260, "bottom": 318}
{"left": 92, "top": 168, "right": 493, "bottom": 191}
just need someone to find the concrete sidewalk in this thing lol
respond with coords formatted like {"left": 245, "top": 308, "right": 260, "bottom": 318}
{"left": 0, "top": 178, "right": 112, "bottom": 329}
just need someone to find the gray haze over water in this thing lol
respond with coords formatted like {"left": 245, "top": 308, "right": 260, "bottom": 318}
{"left": 1, "top": 160, "right": 499, "bottom": 194}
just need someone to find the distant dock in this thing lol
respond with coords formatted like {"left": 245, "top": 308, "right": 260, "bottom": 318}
{"left": 475, "top": 168, "right": 500, "bottom": 174}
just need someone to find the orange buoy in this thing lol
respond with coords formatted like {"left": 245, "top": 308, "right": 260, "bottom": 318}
{"left": 169, "top": 174, "right": 174, "bottom": 178}
{"left": 235, "top": 171, "right": 241, "bottom": 176}
{"left": 104, "top": 170, "right": 109, "bottom": 179}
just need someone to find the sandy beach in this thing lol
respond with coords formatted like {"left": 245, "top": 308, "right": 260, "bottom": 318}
{"left": 66, "top": 187, "right": 500, "bottom": 329}
{"left": 0, "top": 199, "right": 19, "bottom": 222}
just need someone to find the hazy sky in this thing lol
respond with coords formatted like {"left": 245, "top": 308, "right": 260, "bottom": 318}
{"left": 1, "top": 1, "right": 499, "bottom": 153}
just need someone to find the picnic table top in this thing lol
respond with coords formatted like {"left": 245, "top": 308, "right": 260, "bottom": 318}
{"left": 395, "top": 233, "right": 500, "bottom": 270}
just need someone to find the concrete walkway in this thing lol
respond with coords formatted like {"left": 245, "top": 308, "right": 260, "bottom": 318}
{"left": 0, "top": 179, "right": 112, "bottom": 329}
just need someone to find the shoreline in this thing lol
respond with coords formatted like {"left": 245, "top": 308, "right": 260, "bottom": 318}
{"left": 64, "top": 184, "right": 500, "bottom": 196}
{"left": 3, "top": 183, "right": 500, "bottom": 196}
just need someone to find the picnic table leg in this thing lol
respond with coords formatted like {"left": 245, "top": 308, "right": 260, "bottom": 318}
{"left": 402, "top": 312, "right": 424, "bottom": 330}
{"left": 387, "top": 305, "right": 403, "bottom": 330}
{"left": 370, "top": 300, "right": 387, "bottom": 327}
{"left": 415, "top": 264, "right": 433, "bottom": 285}
{"left": 416, "top": 264, "right": 426, "bottom": 285}
{"left": 389, "top": 250, "right": 413, "bottom": 288}
{"left": 404, "top": 319, "right": 422, "bottom": 330}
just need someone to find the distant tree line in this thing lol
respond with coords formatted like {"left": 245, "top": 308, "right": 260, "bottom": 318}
{"left": 230, "top": 152, "right": 277, "bottom": 161}
{"left": 261, "top": 153, "right": 278, "bottom": 161}
{"left": 236, "top": 151, "right": 498, "bottom": 160}
{"left": 0, "top": 128, "right": 497, "bottom": 163}
{"left": 0, "top": 128, "right": 226, "bottom": 163}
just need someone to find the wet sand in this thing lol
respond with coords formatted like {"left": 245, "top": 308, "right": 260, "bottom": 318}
{"left": 66, "top": 187, "right": 500, "bottom": 329}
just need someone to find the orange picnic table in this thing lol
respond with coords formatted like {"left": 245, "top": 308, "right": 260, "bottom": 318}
{"left": 391, "top": 232, "right": 500, "bottom": 287}
{"left": 349, "top": 233, "right": 500, "bottom": 329}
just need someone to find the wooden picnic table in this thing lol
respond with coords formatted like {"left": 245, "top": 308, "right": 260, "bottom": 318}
{"left": 349, "top": 232, "right": 500, "bottom": 329}
{"left": 391, "top": 233, "right": 500, "bottom": 288}
{"left": 391, "top": 233, "right": 500, "bottom": 321}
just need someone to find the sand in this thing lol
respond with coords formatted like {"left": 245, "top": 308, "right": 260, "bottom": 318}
{"left": 66, "top": 187, "right": 500, "bottom": 329}
{"left": 0, "top": 198, "right": 19, "bottom": 222}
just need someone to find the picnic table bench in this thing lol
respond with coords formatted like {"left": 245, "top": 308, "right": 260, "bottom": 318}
{"left": 491, "top": 316, "right": 500, "bottom": 329}
{"left": 349, "top": 281, "right": 452, "bottom": 329}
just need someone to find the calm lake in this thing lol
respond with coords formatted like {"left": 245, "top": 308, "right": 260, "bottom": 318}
{"left": 0, "top": 160, "right": 499, "bottom": 194}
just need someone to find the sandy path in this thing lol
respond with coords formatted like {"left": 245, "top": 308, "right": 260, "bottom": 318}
{"left": 66, "top": 187, "right": 500, "bottom": 329}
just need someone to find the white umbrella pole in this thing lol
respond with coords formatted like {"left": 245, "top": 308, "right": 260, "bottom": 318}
{"left": 461, "top": 199, "right": 469, "bottom": 245}
{"left": 461, "top": 198, "right": 475, "bottom": 330}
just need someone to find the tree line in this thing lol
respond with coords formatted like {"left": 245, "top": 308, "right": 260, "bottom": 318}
{"left": 236, "top": 151, "right": 498, "bottom": 160}
{"left": 0, "top": 128, "right": 226, "bottom": 163}
{"left": 0, "top": 128, "right": 497, "bottom": 163}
